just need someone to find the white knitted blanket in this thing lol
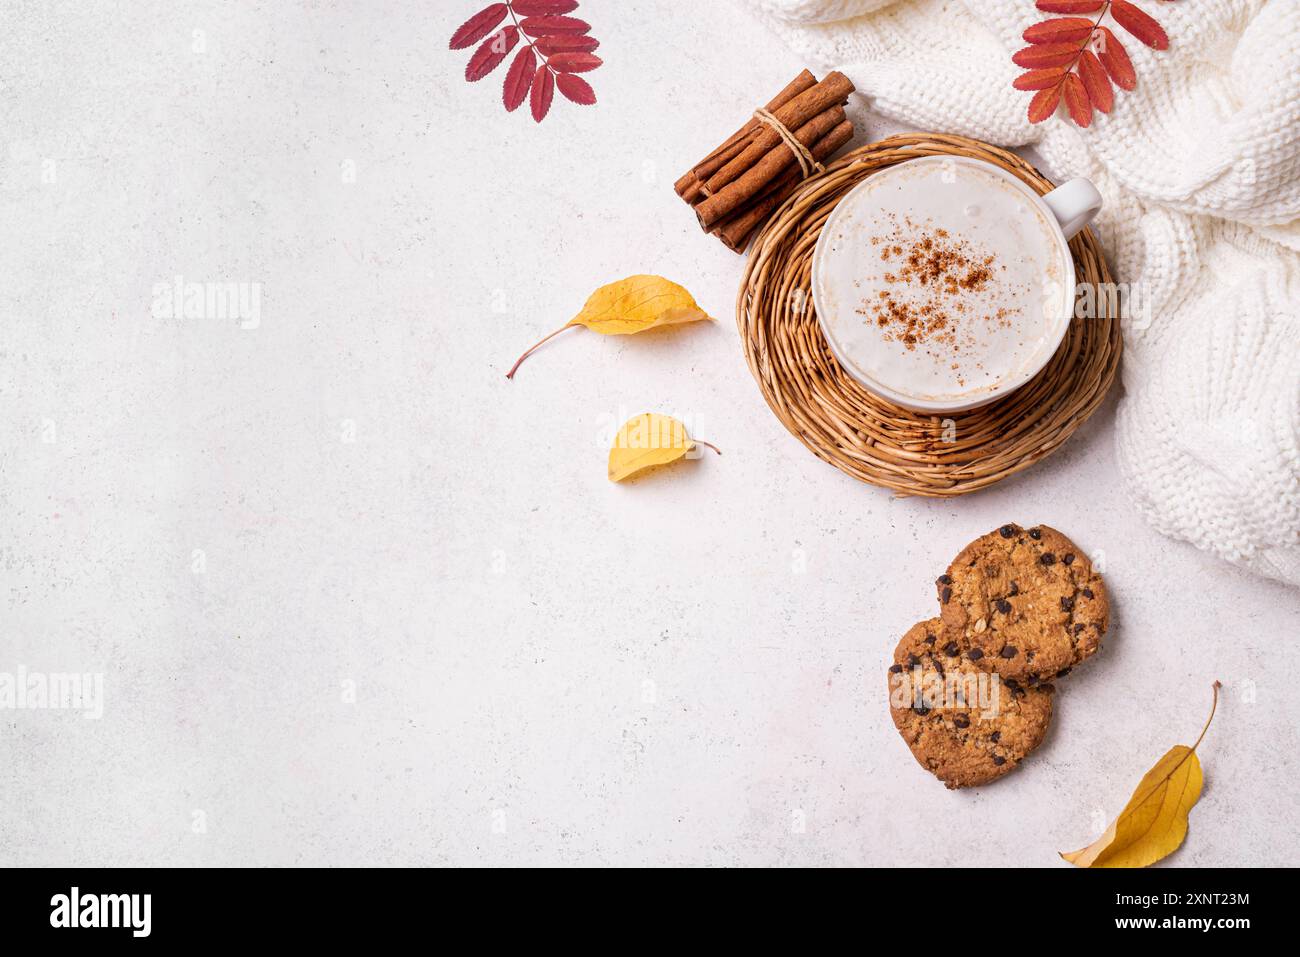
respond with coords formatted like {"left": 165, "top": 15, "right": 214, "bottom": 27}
{"left": 743, "top": 0, "right": 1300, "bottom": 587}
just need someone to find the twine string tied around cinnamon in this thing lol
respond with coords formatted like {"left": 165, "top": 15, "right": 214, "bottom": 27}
{"left": 752, "top": 107, "right": 825, "bottom": 179}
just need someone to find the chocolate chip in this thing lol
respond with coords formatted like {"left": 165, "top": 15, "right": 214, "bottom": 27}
{"left": 953, "top": 714, "right": 970, "bottom": 729}
{"left": 967, "top": 649, "right": 984, "bottom": 661}
{"left": 1004, "top": 679, "right": 1020, "bottom": 691}
{"left": 914, "top": 706, "right": 930, "bottom": 716}
{"left": 1082, "top": 587, "right": 1094, "bottom": 599}
{"left": 889, "top": 664, "right": 902, "bottom": 673}
{"left": 944, "top": 642, "right": 960, "bottom": 657}
{"left": 1040, "top": 553, "right": 1056, "bottom": 566}
{"left": 907, "top": 654, "right": 919, "bottom": 668}
{"left": 1009, "top": 581, "right": 1020, "bottom": 596}
{"left": 996, "top": 599, "right": 1012, "bottom": 614}
{"left": 1073, "top": 623, "right": 1086, "bottom": 634}
{"left": 999, "top": 525, "right": 1015, "bottom": 538}
{"left": 937, "top": 574, "right": 953, "bottom": 586}
{"left": 924, "top": 633, "right": 936, "bottom": 644}
{"left": 1063, "top": 553, "right": 1075, "bottom": 565}
{"left": 941, "top": 587, "right": 952, "bottom": 604}
{"left": 1027, "top": 674, "right": 1040, "bottom": 686}
{"left": 989, "top": 731, "right": 1001, "bottom": 743}
{"left": 992, "top": 755, "right": 1007, "bottom": 766}
{"left": 999, "top": 645, "right": 1018, "bottom": 659}
{"left": 1028, "top": 528, "right": 1042, "bottom": 540}
{"left": 1056, "top": 668, "right": 1072, "bottom": 678}
{"left": 1061, "top": 596, "right": 1074, "bottom": 612}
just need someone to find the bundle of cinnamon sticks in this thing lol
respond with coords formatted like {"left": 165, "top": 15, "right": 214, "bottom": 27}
{"left": 675, "top": 70, "right": 856, "bottom": 253}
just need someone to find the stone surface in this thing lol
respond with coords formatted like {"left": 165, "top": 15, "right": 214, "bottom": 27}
{"left": 0, "top": 0, "right": 1296, "bottom": 867}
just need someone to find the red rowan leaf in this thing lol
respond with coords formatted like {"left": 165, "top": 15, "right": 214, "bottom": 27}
{"left": 1028, "top": 84, "right": 1064, "bottom": 124}
{"left": 1014, "top": 68, "right": 1068, "bottom": 91}
{"left": 520, "top": 15, "right": 591, "bottom": 36}
{"left": 503, "top": 47, "right": 536, "bottom": 112}
{"left": 511, "top": 0, "right": 579, "bottom": 14}
{"left": 548, "top": 51, "right": 602, "bottom": 73}
{"left": 1078, "top": 49, "right": 1114, "bottom": 113}
{"left": 1024, "top": 17, "right": 1095, "bottom": 44}
{"left": 1111, "top": 0, "right": 1169, "bottom": 50}
{"left": 1062, "top": 71, "right": 1092, "bottom": 127}
{"left": 450, "top": 4, "right": 508, "bottom": 50}
{"left": 1024, "top": 17, "right": 1097, "bottom": 44}
{"left": 530, "top": 64, "right": 555, "bottom": 122}
{"left": 1096, "top": 27, "right": 1137, "bottom": 90}
{"left": 466, "top": 26, "right": 520, "bottom": 81}
{"left": 1013, "top": 42, "right": 1082, "bottom": 69}
{"left": 535, "top": 35, "right": 600, "bottom": 54}
{"left": 556, "top": 73, "right": 596, "bottom": 106}
{"left": 1036, "top": 1, "right": 1104, "bottom": 12}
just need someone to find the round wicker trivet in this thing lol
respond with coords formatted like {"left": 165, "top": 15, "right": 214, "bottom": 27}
{"left": 737, "top": 133, "right": 1122, "bottom": 497}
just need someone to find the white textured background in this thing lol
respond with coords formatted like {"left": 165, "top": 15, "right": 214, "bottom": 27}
{"left": 2, "top": 0, "right": 1297, "bottom": 867}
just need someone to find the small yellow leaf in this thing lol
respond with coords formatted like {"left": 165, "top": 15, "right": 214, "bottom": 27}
{"left": 607, "top": 413, "right": 718, "bottom": 483}
{"left": 1061, "top": 682, "right": 1220, "bottom": 869}
{"left": 571, "top": 275, "right": 712, "bottom": 336}
{"left": 506, "top": 276, "right": 713, "bottom": 378}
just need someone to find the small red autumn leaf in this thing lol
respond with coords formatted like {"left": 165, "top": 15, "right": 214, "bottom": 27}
{"left": 1013, "top": 42, "right": 1086, "bottom": 69}
{"left": 1024, "top": 17, "right": 1095, "bottom": 44}
{"left": 530, "top": 64, "right": 555, "bottom": 122}
{"left": 1028, "top": 85, "right": 1064, "bottom": 123}
{"left": 1062, "top": 72, "right": 1093, "bottom": 127}
{"left": 1078, "top": 49, "right": 1114, "bottom": 113}
{"left": 535, "top": 35, "right": 599, "bottom": 54}
{"left": 1096, "top": 27, "right": 1138, "bottom": 91}
{"left": 1110, "top": 0, "right": 1169, "bottom": 50}
{"left": 548, "top": 51, "right": 602, "bottom": 73}
{"left": 466, "top": 26, "right": 520, "bottom": 82}
{"left": 450, "top": 3, "right": 508, "bottom": 50}
{"left": 556, "top": 74, "right": 596, "bottom": 106}
{"left": 1013, "top": 42, "right": 1081, "bottom": 69}
{"left": 512, "top": 0, "right": 578, "bottom": 14}
{"left": 1036, "top": 0, "right": 1104, "bottom": 12}
{"left": 520, "top": 15, "right": 591, "bottom": 36}
{"left": 1016, "top": 1, "right": 1173, "bottom": 126}
{"left": 503, "top": 46, "right": 536, "bottom": 112}
{"left": 451, "top": 1, "right": 602, "bottom": 124}
{"left": 1014, "top": 68, "right": 1068, "bottom": 91}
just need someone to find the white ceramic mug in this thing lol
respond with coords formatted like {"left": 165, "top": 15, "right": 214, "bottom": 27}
{"left": 811, "top": 156, "right": 1102, "bottom": 413}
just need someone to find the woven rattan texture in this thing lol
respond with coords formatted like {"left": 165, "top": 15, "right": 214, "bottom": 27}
{"left": 736, "top": 134, "right": 1122, "bottom": 496}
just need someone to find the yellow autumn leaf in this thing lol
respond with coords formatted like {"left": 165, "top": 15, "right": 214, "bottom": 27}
{"left": 571, "top": 275, "right": 711, "bottom": 336}
{"left": 507, "top": 276, "right": 712, "bottom": 378}
{"left": 1061, "top": 682, "right": 1220, "bottom": 869}
{"left": 608, "top": 413, "right": 719, "bottom": 483}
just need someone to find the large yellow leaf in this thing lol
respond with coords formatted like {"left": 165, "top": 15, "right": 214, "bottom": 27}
{"left": 608, "top": 413, "right": 719, "bottom": 483}
{"left": 1061, "top": 682, "right": 1219, "bottom": 868}
{"left": 571, "top": 275, "right": 711, "bottom": 336}
{"left": 507, "top": 276, "right": 712, "bottom": 378}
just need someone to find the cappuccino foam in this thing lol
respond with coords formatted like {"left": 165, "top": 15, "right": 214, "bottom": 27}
{"left": 815, "top": 161, "right": 1070, "bottom": 403}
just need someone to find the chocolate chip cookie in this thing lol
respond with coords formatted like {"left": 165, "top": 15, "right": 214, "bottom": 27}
{"left": 936, "top": 523, "right": 1109, "bottom": 681}
{"left": 888, "top": 618, "right": 1054, "bottom": 789}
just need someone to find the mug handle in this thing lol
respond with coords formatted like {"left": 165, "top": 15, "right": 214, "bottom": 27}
{"left": 1041, "top": 177, "right": 1103, "bottom": 240}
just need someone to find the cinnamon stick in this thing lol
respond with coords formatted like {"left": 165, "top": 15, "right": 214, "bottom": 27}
{"left": 672, "top": 68, "right": 858, "bottom": 254}
{"left": 713, "top": 119, "right": 854, "bottom": 253}
{"left": 674, "top": 70, "right": 816, "bottom": 202}
{"left": 695, "top": 104, "right": 847, "bottom": 229}
{"left": 701, "top": 71, "right": 854, "bottom": 198}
